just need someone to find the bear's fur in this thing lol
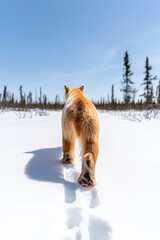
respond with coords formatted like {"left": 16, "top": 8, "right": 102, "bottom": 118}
{"left": 62, "top": 85, "right": 100, "bottom": 187}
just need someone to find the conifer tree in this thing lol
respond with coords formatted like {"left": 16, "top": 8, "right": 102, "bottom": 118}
{"left": 19, "top": 85, "right": 23, "bottom": 104}
{"left": 121, "top": 51, "right": 134, "bottom": 106}
{"left": 19, "top": 85, "right": 26, "bottom": 107}
{"left": 10, "top": 93, "right": 14, "bottom": 104}
{"left": 111, "top": 84, "right": 115, "bottom": 104}
{"left": 156, "top": 80, "right": 160, "bottom": 104}
{"left": 43, "top": 94, "right": 47, "bottom": 107}
{"left": 39, "top": 87, "right": 42, "bottom": 105}
{"left": 141, "top": 57, "right": 157, "bottom": 105}
{"left": 27, "top": 91, "right": 33, "bottom": 105}
{"left": 132, "top": 88, "right": 138, "bottom": 104}
{"left": 2, "top": 85, "right": 7, "bottom": 102}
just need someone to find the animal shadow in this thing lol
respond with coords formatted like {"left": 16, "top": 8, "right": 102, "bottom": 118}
{"left": 25, "top": 147, "right": 78, "bottom": 203}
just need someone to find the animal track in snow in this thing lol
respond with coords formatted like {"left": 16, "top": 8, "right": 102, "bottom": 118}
{"left": 66, "top": 208, "right": 82, "bottom": 229}
{"left": 89, "top": 215, "right": 111, "bottom": 240}
{"left": 63, "top": 164, "right": 111, "bottom": 240}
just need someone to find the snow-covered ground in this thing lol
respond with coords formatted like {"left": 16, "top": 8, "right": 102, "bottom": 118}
{"left": 0, "top": 110, "right": 160, "bottom": 240}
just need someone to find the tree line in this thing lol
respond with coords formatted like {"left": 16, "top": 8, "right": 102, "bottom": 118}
{"left": 0, "top": 85, "right": 63, "bottom": 110}
{"left": 1, "top": 51, "right": 160, "bottom": 110}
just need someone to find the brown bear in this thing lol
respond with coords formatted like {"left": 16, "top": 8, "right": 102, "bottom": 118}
{"left": 62, "top": 85, "right": 100, "bottom": 187}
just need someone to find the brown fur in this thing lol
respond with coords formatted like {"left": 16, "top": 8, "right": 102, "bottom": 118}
{"left": 62, "top": 85, "right": 100, "bottom": 187}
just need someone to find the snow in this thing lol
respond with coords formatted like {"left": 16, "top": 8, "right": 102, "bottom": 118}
{"left": 0, "top": 110, "right": 160, "bottom": 240}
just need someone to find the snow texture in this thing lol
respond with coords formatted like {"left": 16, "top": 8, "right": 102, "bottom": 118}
{"left": 0, "top": 110, "right": 160, "bottom": 240}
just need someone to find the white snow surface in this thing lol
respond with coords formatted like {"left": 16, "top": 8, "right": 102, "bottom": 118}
{"left": 0, "top": 110, "right": 160, "bottom": 240}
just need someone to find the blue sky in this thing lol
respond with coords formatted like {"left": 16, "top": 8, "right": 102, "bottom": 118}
{"left": 0, "top": 0, "right": 160, "bottom": 102}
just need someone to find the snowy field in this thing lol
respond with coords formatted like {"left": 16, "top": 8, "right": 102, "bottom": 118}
{"left": 0, "top": 110, "right": 160, "bottom": 240}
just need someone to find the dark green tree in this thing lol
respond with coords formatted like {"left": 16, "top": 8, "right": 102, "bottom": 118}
{"left": 140, "top": 57, "right": 157, "bottom": 105}
{"left": 27, "top": 91, "right": 33, "bottom": 105}
{"left": 43, "top": 94, "right": 47, "bottom": 107}
{"left": 111, "top": 84, "right": 115, "bottom": 104}
{"left": 2, "top": 85, "right": 7, "bottom": 102}
{"left": 39, "top": 87, "right": 42, "bottom": 105}
{"left": 19, "top": 85, "right": 26, "bottom": 106}
{"left": 156, "top": 80, "right": 160, "bottom": 104}
{"left": 19, "top": 85, "right": 23, "bottom": 104}
{"left": 131, "top": 88, "right": 138, "bottom": 104}
{"left": 10, "top": 93, "right": 14, "bottom": 104}
{"left": 121, "top": 51, "right": 134, "bottom": 106}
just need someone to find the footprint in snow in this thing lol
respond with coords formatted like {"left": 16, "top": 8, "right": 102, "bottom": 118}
{"left": 66, "top": 208, "right": 82, "bottom": 229}
{"left": 65, "top": 207, "right": 111, "bottom": 240}
{"left": 89, "top": 216, "right": 111, "bottom": 240}
{"left": 63, "top": 157, "right": 111, "bottom": 240}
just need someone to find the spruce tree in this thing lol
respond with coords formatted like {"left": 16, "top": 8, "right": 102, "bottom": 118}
{"left": 11, "top": 93, "right": 14, "bottom": 104}
{"left": 132, "top": 88, "right": 138, "bottom": 104}
{"left": 2, "top": 85, "right": 7, "bottom": 102}
{"left": 19, "top": 85, "right": 26, "bottom": 107}
{"left": 141, "top": 57, "right": 157, "bottom": 105}
{"left": 111, "top": 84, "right": 115, "bottom": 104}
{"left": 156, "top": 80, "right": 160, "bottom": 104}
{"left": 19, "top": 85, "right": 23, "bottom": 104}
{"left": 39, "top": 87, "right": 42, "bottom": 105}
{"left": 121, "top": 51, "right": 134, "bottom": 106}
{"left": 43, "top": 94, "right": 47, "bottom": 107}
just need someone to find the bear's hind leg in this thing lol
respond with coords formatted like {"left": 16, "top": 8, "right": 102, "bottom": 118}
{"left": 78, "top": 153, "right": 96, "bottom": 187}
{"left": 78, "top": 140, "right": 98, "bottom": 187}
